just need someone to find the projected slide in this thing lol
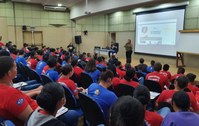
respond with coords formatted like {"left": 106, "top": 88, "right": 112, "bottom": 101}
{"left": 137, "top": 20, "right": 177, "bottom": 45}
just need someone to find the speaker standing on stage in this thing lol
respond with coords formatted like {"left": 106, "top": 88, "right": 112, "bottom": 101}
{"left": 67, "top": 43, "right": 75, "bottom": 54}
{"left": 124, "top": 39, "right": 133, "bottom": 63}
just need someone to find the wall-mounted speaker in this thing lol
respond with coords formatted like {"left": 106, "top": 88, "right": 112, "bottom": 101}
{"left": 22, "top": 25, "right": 27, "bottom": 31}
{"left": 75, "top": 36, "right": 82, "bottom": 44}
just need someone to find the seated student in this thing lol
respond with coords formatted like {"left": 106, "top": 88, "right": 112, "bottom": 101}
{"left": 134, "top": 86, "right": 163, "bottom": 126}
{"left": 16, "top": 49, "right": 27, "bottom": 66}
{"left": 171, "top": 67, "right": 185, "bottom": 81}
{"left": 71, "top": 59, "right": 83, "bottom": 78}
{"left": 57, "top": 64, "right": 85, "bottom": 98}
{"left": 120, "top": 68, "right": 139, "bottom": 88}
{"left": 162, "top": 91, "right": 199, "bottom": 126}
{"left": 110, "top": 96, "right": 145, "bottom": 126}
{"left": 27, "top": 51, "right": 38, "bottom": 70}
{"left": 84, "top": 58, "right": 101, "bottom": 83}
{"left": 78, "top": 54, "right": 87, "bottom": 69}
{"left": 36, "top": 54, "right": 49, "bottom": 75}
{"left": 108, "top": 54, "right": 118, "bottom": 65}
{"left": 186, "top": 73, "right": 199, "bottom": 95}
{"left": 160, "top": 64, "right": 172, "bottom": 81}
{"left": 0, "top": 56, "right": 38, "bottom": 126}
{"left": 26, "top": 83, "right": 66, "bottom": 126}
{"left": 146, "top": 60, "right": 155, "bottom": 73}
{"left": 88, "top": 70, "right": 118, "bottom": 121}
{"left": 145, "top": 62, "right": 170, "bottom": 90}
{"left": 115, "top": 61, "right": 125, "bottom": 79}
{"left": 62, "top": 56, "right": 71, "bottom": 66}
{"left": 156, "top": 76, "right": 199, "bottom": 113}
{"left": 135, "top": 58, "right": 148, "bottom": 72}
{"left": 85, "top": 52, "right": 91, "bottom": 62}
{"left": 0, "top": 49, "right": 10, "bottom": 57}
{"left": 96, "top": 56, "right": 106, "bottom": 70}
{"left": 45, "top": 57, "right": 59, "bottom": 81}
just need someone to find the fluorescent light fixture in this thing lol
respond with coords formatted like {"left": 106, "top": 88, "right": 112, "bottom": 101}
{"left": 58, "top": 3, "right": 62, "bottom": 7}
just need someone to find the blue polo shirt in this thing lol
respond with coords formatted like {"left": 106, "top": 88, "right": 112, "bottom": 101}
{"left": 45, "top": 69, "right": 59, "bottom": 81}
{"left": 16, "top": 56, "right": 27, "bottom": 66}
{"left": 88, "top": 83, "right": 118, "bottom": 120}
{"left": 36, "top": 60, "right": 47, "bottom": 75}
{"left": 85, "top": 69, "right": 101, "bottom": 83}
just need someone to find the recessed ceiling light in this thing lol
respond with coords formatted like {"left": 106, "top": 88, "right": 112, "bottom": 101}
{"left": 58, "top": 3, "right": 62, "bottom": 7}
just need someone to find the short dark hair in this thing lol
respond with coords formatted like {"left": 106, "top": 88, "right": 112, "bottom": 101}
{"left": 43, "top": 54, "right": 49, "bottom": 62}
{"left": 186, "top": 73, "right": 196, "bottom": 82}
{"left": 163, "top": 64, "right": 170, "bottom": 71}
{"left": 47, "top": 56, "right": 57, "bottom": 68}
{"left": 150, "top": 60, "right": 155, "bottom": 66}
{"left": 177, "top": 67, "right": 185, "bottom": 74}
{"left": 124, "top": 68, "right": 135, "bottom": 82}
{"left": 37, "top": 83, "right": 65, "bottom": 114}
{"left": 172, "top": 91, "right": 190, "bottom": 111}
{"left": 99, "top": 70, "right": 114, "bottom": 82}
{"left": 134, "top": 86, "right": 150, "bottom": 105}
{"left": 176, "top": 76, "right": 189, "bottom": 89}
{"left": 0, "top": 56, "right": 15, "bottom": 78}
{"left": 19, "top": 50, "right": 25, "bottom": 55}
{"left": 107, "top": 64, "right": 117, "bottom": 77}
{"left": 139, "top": 58, "right": 144, "bottom": 64}
{"left": 30, "top": 51, "right": 36, "bottom": 58}
{"left": 97, "top": 56, "right": 102, "bottom": 62}
{"left": 0, "top": 50, "right": 10, "bottom": 57}
{"left": 154, "top": 62, "right": 162, "bottom": 72}
{"left": 110, "top": 96, "right": 145, "bottom": 126}
{"left": 115, "top": 61, "right": 121, "bottom": 67}
{"left": 60, "top": 64, "right": 73, "bottom": 75}
{"left": 71, "top": 59, "right": 78, "bottom": 67}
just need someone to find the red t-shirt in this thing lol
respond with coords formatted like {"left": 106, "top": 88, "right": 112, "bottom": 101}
{"left": 42, "top": 65, "right": 49, "bottom": 74}
{"left": 156, "top": 90, "right": 199, "bottom": 112}
{"left": 0, "top": 85, "right": 38, "bottom": 126}
{"left": 27, "top": 58, "right": 38, "bottom": 70}
{"left": 112, "top": 77, "right": 121, "bottom": 93}
{"left": 116, "top": 67, "right": 125, "bottom": 79}
{"left": 171, "top": 74, "right": 184, "bottom": 81}
{"left": 58, "top": 76, "right": 78, "bottom": 97}
{"left": 187, "top": 83, "right": 199, "bottom": 96}
{"left": 145, "top": 110, "right": 163, "bottom": 126}
{"left": 120, "top": 79, "right": 139, "bottom": 88}
{"left": 10, "top": 53, "right": 17, "bottom": 60}
{"left": 73, "top": 66, "right": 84, "bottom": 78}
{"left": 159, "top": 70, "right": 171, "bottom": 81}
{"left": 146, "top": 71, "right": 170, "bottom": 90}
{"left": 0, "top": 41, "right": 5, "bottom": 47}
{"left": 37, "top": 55, "right": 43, "bottom": 61}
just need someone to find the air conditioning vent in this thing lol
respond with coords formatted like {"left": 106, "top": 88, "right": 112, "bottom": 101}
{"left": 44, "top": 5, "right": 67, "bottom": 11}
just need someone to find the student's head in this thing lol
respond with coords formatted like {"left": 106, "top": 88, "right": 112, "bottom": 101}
{"left": 99, "top": 70, "right": 114, "bottom": 86}
{"left": 186, "top": 73, "right": 196, "bottom": 83}
{"left": 134, "top": 86, "right": 150, "bottom": 106}
{"left": 97, "top": 56, "right": 102, "bottom": 63}
{"left": 37, "top": 83, "right": 65, "bottom": 115}
{"left": 30, "top": 51, "right": 37, "bottom": 58}
{"left": 64, "top": 55, "right": 71, "bottom": 63}
{"left": 0, "top": 50, "right": 10, "bottom": 57}
{"left": 177, "top": 67, "right": 185, "bottom": 74}
{"left": 163, "top": 64, "right": 170, "bottom": 71}
{"left": 154, "top": 62, "right": 162, "bottom": 72}
{"left": 0, "top": 56, "right": 17, "bottom": 83}
{"left": 107, "top": 64, "right": 117, "bottom": 77}
{"left": 150, "top": 60, "right": 155, "bottom": 66}
{"left": 19, "top": 49, "right": 25, "bottom": 55}
{"left": 115, "top": 61, "right": 122, "bottom": 67}
{"left": 124, "top": 68, "right": 135, "bottom": 82}
{"left": 110, "top": 96, "right": 145, "bottom": 126}
{"left": 71, "top": 59, "right": 78, "bottom": 67}
{"left": 60, "top": 64, "right": 73, "bottom": 76}
{"left": 172, "top": 91, "right": 190, "bottom": 112}
{"left": 175, "top": 76, "right": 189, "bottom": 90}
{"left": 139, "top": 58, "right": 144, "bottom": 64}
{"left": 47, "top": 56, "right": 57, "bottom": 68}
{"left": 125, "top": 63, "right": 131, "bottom": 70}
{"left": 43, "top": 54, "right": 49, "bottom": 62}
{"left": 85, "top": 58, "right": 96, "bottom": 72}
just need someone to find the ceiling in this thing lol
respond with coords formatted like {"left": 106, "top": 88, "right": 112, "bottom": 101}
{"left": 11, "top": 0, "right": 84, "bottom": 8}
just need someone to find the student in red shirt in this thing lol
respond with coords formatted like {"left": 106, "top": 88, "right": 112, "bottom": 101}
{"left": 146, "top": 62, "right": 170, "bottom": 90}
{"left": 186, "top": 73, "right": 199, "bottom": 95}
{"left": 58, "top": 64, "right": 85, "bottom": 98}
{"left": 160, "top": 64, "right": 171, "bottom": 81}
{"left": 115, "top": 61, "right": 125, "bottom": 79}
{"left": 71, "top": 59, "right": 83, "bottom": 78}
{"left": 0, "top": 56, "right": 38, "bottom": 126}
{"left": 156, "top": 76, "right": 199, "bottom": 113}
{"left": 120, "top": 68, "right": 139, "bottom": 88}
{"left": 171, "top": 67, "right": 185, "bottom": 82}
{"left": 27, "top": 51, "right": 38, "bottom": 70}
{"left": 134, "top": 86, "right": 163, "bottom": 126}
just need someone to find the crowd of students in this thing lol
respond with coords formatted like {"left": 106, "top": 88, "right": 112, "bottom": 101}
{"left": 0, "top": 41, "right": 199, "bottom": 126}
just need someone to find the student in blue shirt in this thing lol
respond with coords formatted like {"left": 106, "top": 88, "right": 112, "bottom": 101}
{"left": 45, "top": 56, "right": 59, "bottom": 81}
{"left": 36, "top": 54, "right": 49, "bottom": 75}
{"left": 88, "top": 70, "right": 118, "bottom": 121}
{"left": 16, "top": 50, "right": 27, "bottom": 66}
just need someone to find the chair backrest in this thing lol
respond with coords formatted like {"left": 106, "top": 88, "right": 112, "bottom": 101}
{"left": 0, "top": 120, "right": 15, "bottom": 126}
{"left": 70, "top": 73, "right": 80, "bottom": 87}
{"left": 80, "top": 72, "right": 93, "bottom": 89}
{"left": 60, "top": 84, "right": 78, "bottom": 109}
{"left": 17, "top": 63, "right": 28, "bottom": 81}
{"left": 144, "top": 80, "right": 162, "bottom": 93}
{"left": 118, "top": 84, "right": 135, "bottom": 97}
{"left": 29, "top": 69, "right": 42, "bottom": 83}
{"left": 78, "top": 92, "right": 105, "bottom": 126}
{"left": 41, "top": 74, "right": 54, "bottom": 85}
